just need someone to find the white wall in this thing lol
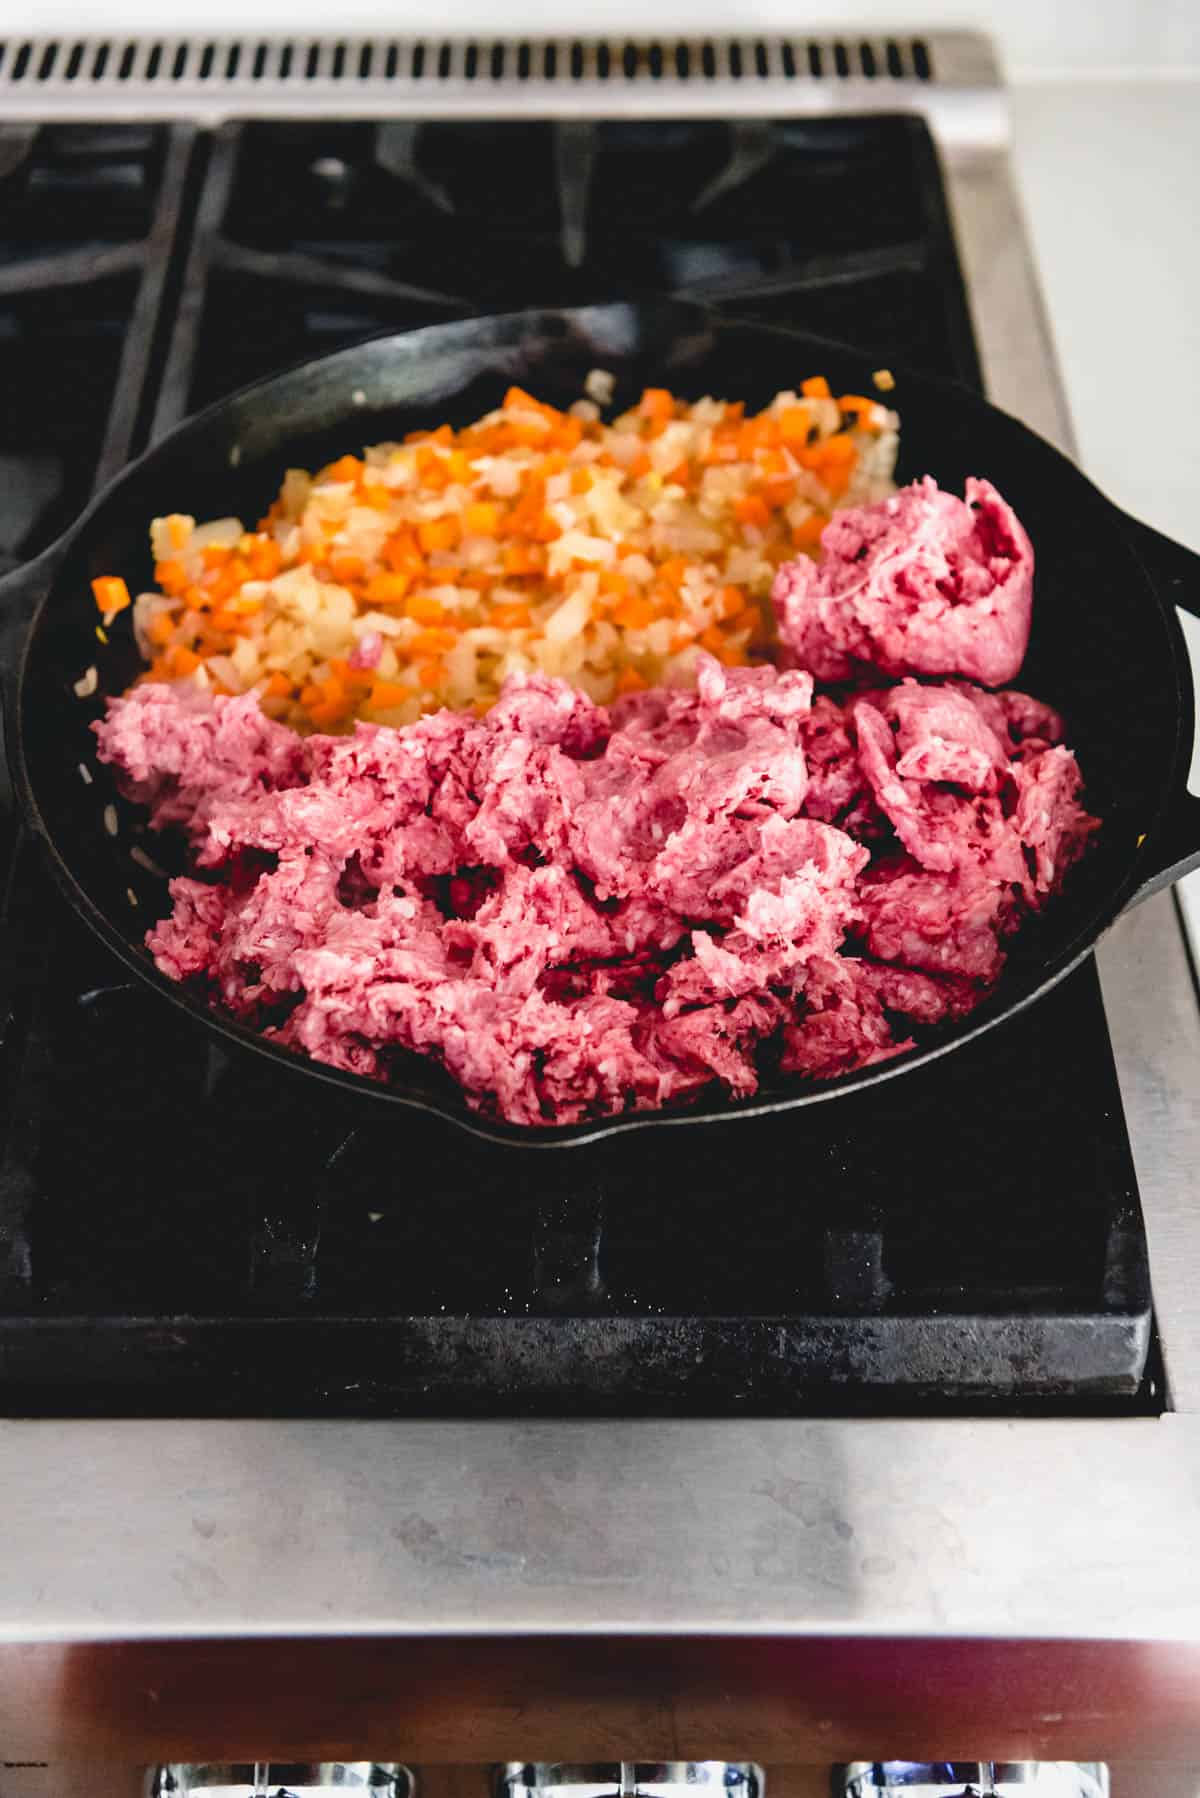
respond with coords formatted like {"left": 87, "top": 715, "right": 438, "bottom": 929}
{"left": 17, "top": 0, "right": 1200, "bottom": 78}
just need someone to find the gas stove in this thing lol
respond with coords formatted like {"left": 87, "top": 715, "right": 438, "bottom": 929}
{"left": 0, "top": 36, "right": 1158, "bottom": 1416}
{"left": 2, "top": 26, "right": 1200, "bottom": 1763}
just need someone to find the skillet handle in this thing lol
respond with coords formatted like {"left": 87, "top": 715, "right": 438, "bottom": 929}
{"left": 1132, "top": 787, "right": 1200, "bottom": 907}
{"left": 1113, "top": 509, "right": 1200, "bottom": 904}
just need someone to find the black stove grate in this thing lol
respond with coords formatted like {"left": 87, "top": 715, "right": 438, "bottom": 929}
{"left": 0, "top": 114, "right": 1154, "bottom": 1415}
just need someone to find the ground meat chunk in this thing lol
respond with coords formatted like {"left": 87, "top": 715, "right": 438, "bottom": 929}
{"left": 857, "top": 859, "right": 1013, "bottom": 983}
{"left": 773, "top": 477, "right": 1034, "bottom": 687}
{"left": 798, "top": 694, "right": 875, "bottom": 826}
{"left": 94, "top": 683, "right": 306, "bottom": 857}
{"left": 1012, "top": 744, "right": 1100, "bottom": 892}
{"left": 780, "top": 955, "right": 911, "bottom": 1078}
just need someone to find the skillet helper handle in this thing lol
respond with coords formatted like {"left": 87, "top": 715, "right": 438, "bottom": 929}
{"left": 1117, "top": 508, "right": 1200, "bottom": 616}
{"left": 1116, "top": 508, "right": 1200, "bottom": 904}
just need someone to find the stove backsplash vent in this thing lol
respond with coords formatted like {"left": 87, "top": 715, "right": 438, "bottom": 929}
{"left": 0, "top": 31, "right": 1003, "bottom": 126}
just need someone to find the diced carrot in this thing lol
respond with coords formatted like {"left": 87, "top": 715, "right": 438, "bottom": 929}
{"left": 503, "top": 544, "right": 543, "bottom": 576}
{"left": 169, "top": 645, "right": 201, "bottom": 676}
{"left": 91, "top": 575, "right": 132, "bottom": 616}
{"left": 597, "top": 570, "right": 629, "bottom": 599}
{"left": 263, "top": 672, "right": 292, "bottom": 698}
{"left": 665, "top": 461, "right": 691, "bottom": 488}
{"left": 322, "top": 454, "right": 363, "bottom": 484}
{"left": 837, "top": 394, "right": 881, "bottom": 431}
{"left": 415, "top": 447, "right": 451, "bottom": 490}
{"left": 213, "top": 557, "right": 252, "bottom": 603}
{"left": 504, "top": 385, "right": 561, "bottom": 422}
{"left": 510, "top": 421, "right": 550, "bottom": 448}
{"left": 778, "top": 405, "right": 813, "bottom": 445}
{"left": 638, "top": 388, "right": 675, "bottom": 423}
{"left": 792, "top": 512, "right": 827, "bottom": 550}
{"left": 202, "top": 544, "right": 233, "bottom": 570}
{"left": 446, "top": 450, "right": 474, "bottom": 483}
{"left": 734, "top": 493, "right": 770, "bottom": 529}
{"left": 404, "top": 593, "right": 446, "bottom": 625}
{"left": 410, "top": 626, "right": 458, "bottom": 656}
{"left": 417, "top": 516, "right": 461, "bottom": 553}
{"left": 613, "top": 594, "right": 656, "bottom": 630}
{"left": 247, "top": 537, "right": 283, "bottom": 580}
{"left": 307, "top": 700, "right": 345, "bottom": 729}
{"left": 801, "top": 375, "right": 831, "bottom": 399}
{"left": 299, "top": 683, "right": 323, "bottom": 708}
{"left": 818, "top": 431, "right": 857, "bottom": 463}
{"left": 627, "top": 452, "right": 652, "bottom": 479}
{"left": 328, "top": 556, "right": 366, "bottom": 584}
{"left": 368, "top": 679, "right": 410, "bottom": 709}
{"left": 744, "top": 601, "right": 770, "bottom": 641}
{"left": 720, "top": 586, "right": 746, "bottom": 619}
{"left": 736, "top": 419, "right": 768, "bottom": 459}
{"left": 360, "top": 482, "right": 393, "bottom": 510}
{"left": 699, "top": 625, "right": 727, "bottom": 656}
{"left": 364, "top": 572, "right": 412, "bottom": 605}
{"left": 570, "top": 468, "right": 593, "bottom": 496}
{"left": 416, "top": 659, "right": 444, "bottom": 690}
{"left": 616, "top": 666, "right": 648, "bottom": 694}
{"left": 490, "top": 602, "right": 533, "bottom": 629}
{"left": 146, "top": 611, "right": 176, "bottom": 647}
{"left": 155, "top": 559, "right": 188, "bottom": 595}
{"left": 806, "top": 432, "right": 858, "bottom": 499}
{"left": 381, "top": 531, "right": 424, "bottom": 575}
{"left": 701, "top": 427, "right": 740, "bottom": 466}
{"left": 761, "top": 479, "right": 796, "bottom": 510}
{"left": 463, "top": 501, "right": 502, "bottom": 536}
{"left": 166, "top": 514, "right": 191, "bottom": 550}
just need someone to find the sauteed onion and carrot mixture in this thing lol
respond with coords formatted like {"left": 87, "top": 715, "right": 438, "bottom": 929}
{"left": 92, "top": 375, "right": 897, "bottom": 730}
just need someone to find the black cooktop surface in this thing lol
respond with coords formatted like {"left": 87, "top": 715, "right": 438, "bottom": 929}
{"left": 0, "top": 115, "right": 1153, "bottom": 1415}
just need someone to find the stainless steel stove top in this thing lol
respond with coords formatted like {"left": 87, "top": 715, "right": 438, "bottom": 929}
{"left": 2, "top": 29, "right": 1200, "bottom": 1755}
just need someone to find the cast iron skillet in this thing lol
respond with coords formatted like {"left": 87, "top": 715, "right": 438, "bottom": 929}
{"left": 3, "top": 300, "right": 1200, "bottom": 1147}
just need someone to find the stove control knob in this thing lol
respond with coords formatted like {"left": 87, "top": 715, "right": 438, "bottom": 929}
{"left": 499, "top": 1766, "right": 762, "bottom": 1798}
{"left": 840, "top": 1766, "right": 1108, "bottom": 1798}
{"left": 151, "top": 1765, "right": 412, "bottom": 1798}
